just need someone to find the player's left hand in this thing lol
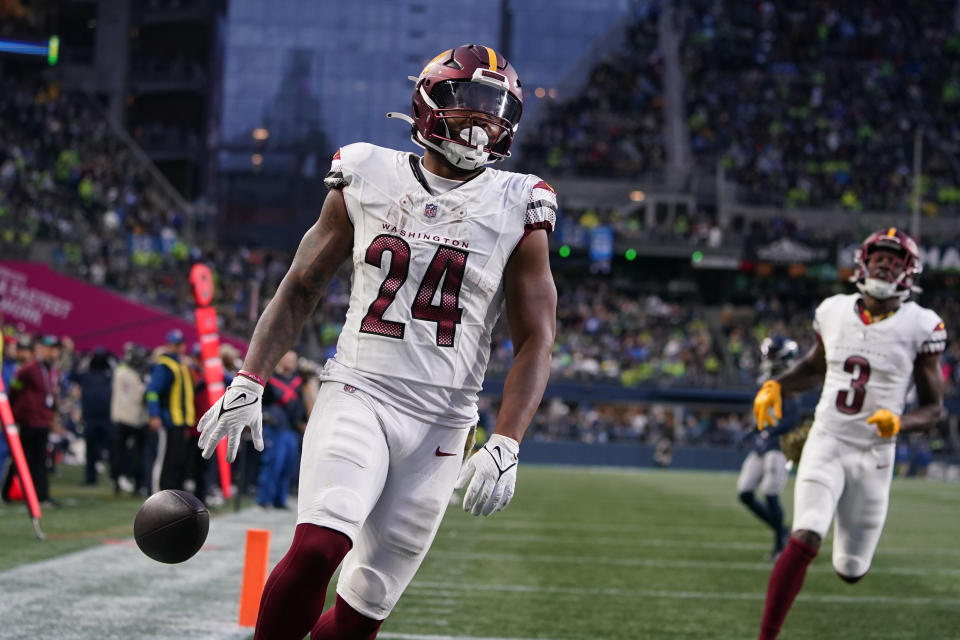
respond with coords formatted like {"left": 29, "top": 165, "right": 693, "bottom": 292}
{"left": 455, "top": 434, "right": 519, "bottom": 517}
{"left": 753, "top": 380, "right": 782, "bottom": 430}
{"left": 197, "top": 375, "right": 265, "bottom": 462}
{"left": 867, "top": 409, "right": 901, "bottom": 438}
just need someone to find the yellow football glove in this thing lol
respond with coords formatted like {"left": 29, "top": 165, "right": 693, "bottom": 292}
{"left": 754, "top": 380, "right": 782, "bottom": 431}
{"left": 866, "top": 409, "right": 900, "bottom": 438}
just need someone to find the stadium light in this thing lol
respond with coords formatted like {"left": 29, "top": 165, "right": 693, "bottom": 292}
{"left": 47, "top": 36, "right": 59, "bottom": 66}
{"left": 625, "top": 248, "right": 637, "bottom": 261}
{"left": 251, "top": 153, "right": 263, "bottom": 166}
{"left": 691, "top": 250, "right": 704, "bottom": 263}
{"left": 535, "top": 87, "right": 546, "bottom": 99}
{"left": 0, "top": 36, "right": 59, "bottom": 65}
{"left": 558, "top": 245, "right": 571, "bottom": 258}
{"left": 629, "top": 190, "right": 646, "bottom": 202}
{"left": 252, "top": 128, "right": 269, "bottom": 141}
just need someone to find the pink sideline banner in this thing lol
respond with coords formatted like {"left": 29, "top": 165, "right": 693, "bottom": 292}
{"left": 0, "top": 261, "right": 248, "bottom": 356}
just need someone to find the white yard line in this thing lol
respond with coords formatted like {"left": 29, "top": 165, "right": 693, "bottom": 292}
{"left": 407, "top": 580, "right": 960, "bottom": 607}
{"left": 426, "top": 549, "right": 960, "bottom": 577}
{"left": 0, "top": 507, "right": 297, "bottom": 640}
{"left": 437, "top": 530, "right": 960, "bottom": 557}
{"left": 380, "top": 634, "right": 569, "bottom": 640}
{"left": 442, "top": 517, "right": 959, "bottom": 544}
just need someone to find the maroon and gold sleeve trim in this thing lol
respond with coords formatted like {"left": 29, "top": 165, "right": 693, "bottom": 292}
{"left": 323, "top": 149, "right": 347, "bottom": 190}
{"left": 920, "top": 320, "right": 947, "bottom": 354}
{"left": 525, "top": 179, "right": 557, "bottom": 233}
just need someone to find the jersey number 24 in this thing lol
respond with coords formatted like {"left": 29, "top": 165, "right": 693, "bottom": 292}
{"left": 359, "top": 234, "right": 467, "bottom": 347}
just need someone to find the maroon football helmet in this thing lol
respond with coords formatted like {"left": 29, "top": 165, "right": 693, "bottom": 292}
{"left": 851, "top": 227, "right": 922, "bottom": 299}
{"left": 388, "top": 45, "right": 523, "bottom": 170}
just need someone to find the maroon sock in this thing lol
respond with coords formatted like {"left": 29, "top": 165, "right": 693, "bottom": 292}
{"left": 253, "top": 524, "right": 352, "bottom": 640}
{"left": 758, "top": 537, "right": 818, "bottom": 640}
{"left": 311, "top": 595, "right": 383, "bottom": 639}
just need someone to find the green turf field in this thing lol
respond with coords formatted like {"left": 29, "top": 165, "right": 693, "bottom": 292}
{"left": 0, "top": 464, "right": 234, "bottom": 572}
{"left": 388, "top": 466, "right": 960, "bottom": 640}
{"left": 0, "top": 464, "right": 145, "bottom": 571}
{"left": 1, "top": 464, "right": 958, "bottom": 639}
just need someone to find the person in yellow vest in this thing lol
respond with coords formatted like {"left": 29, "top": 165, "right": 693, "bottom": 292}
{"left": 145, "top": 330, "right": 195, "bottom": 491}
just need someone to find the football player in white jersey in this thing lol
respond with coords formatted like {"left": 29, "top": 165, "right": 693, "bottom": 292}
{"left": 195, "top": 44, "right": 557, "bottom": 640}
{"left": 753, "top": 228, "right": 946, "bottom": 640}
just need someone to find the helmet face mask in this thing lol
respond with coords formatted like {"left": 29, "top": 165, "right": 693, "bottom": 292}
{"left": 424, "top": 78, "right": 522, "bottom": 158}
{"left": 394, "top": 45, "right": 524, "bottom": 171}
{"left": 759, "top": 336, "right": 799, "bottom": 381}
{"left": 851, "top": 229, "right": 922, "bottom": 300}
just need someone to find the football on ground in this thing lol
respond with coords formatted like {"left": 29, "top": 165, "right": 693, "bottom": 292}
{"left": 133, "top": 489, "right": 210, "bottom": 564}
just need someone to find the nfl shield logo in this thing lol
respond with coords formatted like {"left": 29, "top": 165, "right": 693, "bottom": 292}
{"left": 424, "top": 203, "right": 438, "bottom": 218}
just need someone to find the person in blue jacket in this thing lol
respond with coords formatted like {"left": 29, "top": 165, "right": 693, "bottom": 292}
{"left": 145, "top": 330, "right": 194, "bottom": 491}
{"left": 256, "top": 350, "right": 304, "bottom": 509}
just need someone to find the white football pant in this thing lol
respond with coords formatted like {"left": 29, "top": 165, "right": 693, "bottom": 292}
{"left": 297, "top": 382, "right": 470, "bottom": 619}
{"left": 792, "top": 426, "right": 895, "bottom": 578}
{"left": 737, "top": 449, "right": 789, "bottom": 496}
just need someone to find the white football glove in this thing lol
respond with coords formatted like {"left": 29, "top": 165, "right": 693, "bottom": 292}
{"left": 197, "top": 375, "right": 264, "bottom": 463}
{"left": 455, "top": 434, "right": 519, "bottom": 517}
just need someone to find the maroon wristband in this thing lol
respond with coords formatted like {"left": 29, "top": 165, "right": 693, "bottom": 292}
{"left": 236, "top": 369, "right": 265, "bottom": 387}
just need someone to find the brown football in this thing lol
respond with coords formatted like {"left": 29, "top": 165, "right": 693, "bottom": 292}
{"left": 134, "top": 490, "right": 209, "bottom": 564}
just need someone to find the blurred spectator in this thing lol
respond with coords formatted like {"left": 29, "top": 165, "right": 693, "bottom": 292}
{"left": 145, "top": 329, "right": 195, "bottom": 492}
{"left": 1, "top": 332, "right": 16, "bottom": 389}
{"left": 2, "top": 334, "right": 61, "bottom": 505}
{"left": 111, "top": 342, "right": 150, "bottom": 495}
{"left": 257, "top": 350, "right": 303, "bottom": 510}
{"left": 70, "top": 347, "right": 115, "bottom": 486}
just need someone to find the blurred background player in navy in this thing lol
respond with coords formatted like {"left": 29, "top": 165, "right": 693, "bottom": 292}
{"left": 256, "top": 349, "right": 304, "bottom": 510}
{"left": 70, "top": 346, "right": 115, "bottom": 487}
{"left": 736, "top": 336, "right": 800, "bottom": 561}
{"left": 145, "top": 329, "right": 195, "bottom": 492}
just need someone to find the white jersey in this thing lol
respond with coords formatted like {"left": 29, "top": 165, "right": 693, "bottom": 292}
{"left": 319, "top": 143, "right": 557, "bottom": 428}
{"left": 812, "top": 293, "right": 946, "bottom": 446}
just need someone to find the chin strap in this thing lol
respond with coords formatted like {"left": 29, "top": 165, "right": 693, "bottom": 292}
{"left": 386, "top": 111, "right": 501, "bottom": 171}
{"left": 386, "top": 112, "right": 415, "bottom": 125}
{"left": 856, "top": 279, "right": 911, "bottom": 301}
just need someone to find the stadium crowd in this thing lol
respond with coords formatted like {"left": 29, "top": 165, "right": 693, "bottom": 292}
{"left": 522, "top": 0, "right": 960, "bottom": 215}
{"left": 3, "top": 0, "right": 960, "bottom": 506}
{"left": 519, "top": 4, "right": 665, "bottom": 178}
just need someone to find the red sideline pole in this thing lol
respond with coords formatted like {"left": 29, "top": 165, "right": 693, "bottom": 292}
{"left": 0, "top": 377, "right": 44, "bottom": 536}
{"left": 191, "top": 264, "right": 232, "bottom": 499}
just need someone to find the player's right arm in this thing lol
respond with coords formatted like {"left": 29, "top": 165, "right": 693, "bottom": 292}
{"left": 775, "top": 336, "right": 826, "bottom": 394}
{"left": 197, "top": 189, "right": 353, "bottom": 461}
{"left": 755, "top": 336, "right": 825, "bottom": 430}
{"left": 240, "top": 189, "right": 353, "bottom": 381}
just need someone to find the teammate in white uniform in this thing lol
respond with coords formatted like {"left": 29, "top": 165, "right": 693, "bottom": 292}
{"left": 752, "top": 228, "right": 946, "bottom": 640}
{"left": 196, "top": 45, "right": 558, "bottom": 640}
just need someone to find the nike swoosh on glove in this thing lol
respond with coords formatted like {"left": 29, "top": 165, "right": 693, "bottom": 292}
{"left": 455, "top": 434, "right": 519, "bottom": 517}
{"left": 197, "top": 375, "right": 264, "bottom": 463}
{"left": 866, "top": 409, "right": 901, "bottom": 438}
{"left": 753, "top": 380, "right": 783, "bottom": 431}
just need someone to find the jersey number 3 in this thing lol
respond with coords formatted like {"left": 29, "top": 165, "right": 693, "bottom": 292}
{"left": 360, "top": 234, "right": 467, "bottom": 347}
{"left": 835, "top": 355, "right": 871, "bottom": 414}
